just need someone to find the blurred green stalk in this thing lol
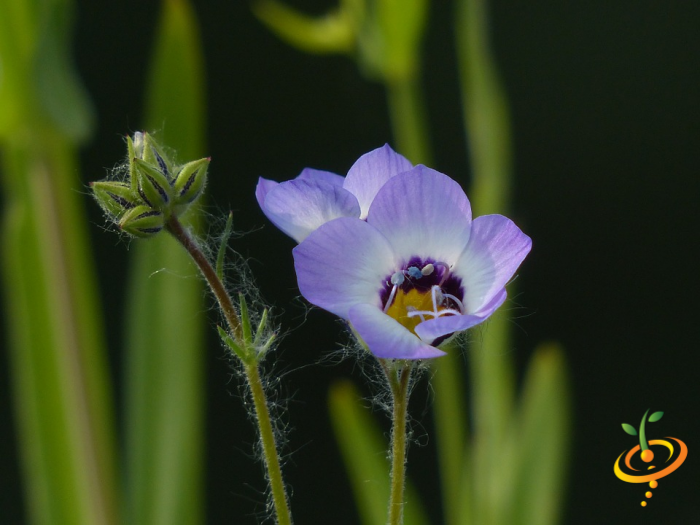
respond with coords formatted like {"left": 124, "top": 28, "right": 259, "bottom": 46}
{"left": 0, "top": 2, "right": 118, "bottom": 524}
{"left": 122, "top": 1, "right": 207, "bottom": 524}
{"left": 454, "top": 1, "right": 570, "bottom": 524}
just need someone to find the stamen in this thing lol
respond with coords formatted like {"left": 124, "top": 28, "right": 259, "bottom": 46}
{"left": 390, "top": 271, "right": 405, "bottom": 286}
{"left": 435, "top": 308, "right": 462, "bottom": 317}
{"left": 431, "top": 285, "right": 444, "bottom": 315}
{"left": 384, "top": 284, "right": 398, "bottom": 313}
{"left": 434, "top": 261, "right": 451, "bottom": 285}
{"left": 406, "top": 306, "right": 425, "bottom": 322}
{"left": 421, "top": 263, "right": 434, "bottom": 276}
{"left": 407, "top": 266, "right": 423, "bottom": 279}
{"left": 384, "top": 271, "right": 405, "bottom": 313}
{"left": 442, "top": 293, "right": 466, "bottom": 314}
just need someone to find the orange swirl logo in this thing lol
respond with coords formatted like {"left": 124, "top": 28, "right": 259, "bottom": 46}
{"left": 613, "top": 409, "right": 687, "bottom": 507}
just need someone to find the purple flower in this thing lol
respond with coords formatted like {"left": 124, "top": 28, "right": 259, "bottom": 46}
{"left": 256, "top": 144, "right": 413, "bottom": 242}
{"left": 257, "top": 146, "right": 531, "bottom": 359}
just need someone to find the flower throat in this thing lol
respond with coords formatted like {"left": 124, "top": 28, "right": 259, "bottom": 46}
{"left": 381, "top": 258, "right": 465, "bottom": 335}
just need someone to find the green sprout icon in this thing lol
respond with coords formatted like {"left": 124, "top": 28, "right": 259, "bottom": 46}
{"left": 622, "top": 409, "right": 664, "bottom": 463}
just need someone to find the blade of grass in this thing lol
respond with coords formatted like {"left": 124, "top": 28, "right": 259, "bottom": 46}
{"left": 430, "top": 343, "right": 470, "bottom": 525}
{"left": 0, "top": 1, "right": 118, "bottom": 523}
{"left": 510, "top": 343, "right": 570, "bottom": 525}
{"left": 329, "top": 380, "right": 429, "bottom": 525}
{"left": 122, "top": 1, "right": 207, "bottom": 524}
{"left": 454, "top": 0, "right": 516, "bottom": 522}
{"left": 2, "top": 135, "right": 118, "bottom": 525}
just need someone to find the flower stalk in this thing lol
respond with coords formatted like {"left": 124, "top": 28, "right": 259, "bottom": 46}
{"left": 384, "top": 360, "right": 413, "bottom": 525}
{"left": 164, "top": 214, "right": 292, "bottom": 525}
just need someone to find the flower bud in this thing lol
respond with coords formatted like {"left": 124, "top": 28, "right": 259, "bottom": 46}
{"left": 173, "top": 157, "right": 210, "bottom": 209}
{"left": 141, "top": 132, "right": 174, "bottom": 179}
{"left": 134, "top": 157, "right": 174, "bottom": 211}
{"left": 118, "top": 205, "right": 165, "bottom": 238}
{"left": 91, "top": 180, "right": 141, "bottom": 219}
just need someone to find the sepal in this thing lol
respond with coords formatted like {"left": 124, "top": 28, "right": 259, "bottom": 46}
{"left": 118, "top": 205, "right": 165, "bottom": 238}
{"left": 91, "top": 181, "right": 141, "bottom": 219}
{"left": 140, "top": 132, "right": 175, "bottom": 178}
{"left": 173, "top": 157, "right": 210, "bottom": 209}
{"left": 134, "top": 157, "right": 174, "bottom": 211}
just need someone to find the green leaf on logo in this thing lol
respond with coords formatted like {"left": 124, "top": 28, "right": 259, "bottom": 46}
{"left": 622, "top": 423, "right": 637, "bottom": 436}
{"left": 649, "top": 411, "right": 664, "bottom": 423}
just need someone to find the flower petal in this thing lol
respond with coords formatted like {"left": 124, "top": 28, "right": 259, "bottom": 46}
{"left": 343, "top": 144, "right": 413, "bottom": 219}
{"left": 414, "top": 289, "right": 507, "bottom": 341}
{"left": 349, "top": 303, "right": 446, "bottom": 359}
{"left": 255, "top": 177, "right": 278, "bottom": 207}
{"left": 453, "top": 214, "right": 531, "bottom": 313}
{"left": 293, "top": 217, "right": 396, "bottom": 318}
{"left": 297, "top": 167, "right": 345, "bottom": 187}
{"left": 367, "top": 166, "right": 473, "bottom": 264}
{"left": 260, "top": 179, "right": 361, "bottom": 243}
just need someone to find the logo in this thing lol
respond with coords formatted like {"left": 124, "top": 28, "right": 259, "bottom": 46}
{"left": 613, "top": 409, "right": 687, "bottom": 507}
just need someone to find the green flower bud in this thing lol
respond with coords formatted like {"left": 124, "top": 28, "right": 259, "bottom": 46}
{"left": 134, "top": 157, "right": 174, "bottom": 212}
{"left": 173, "top": 157, "right": 210, "bottom": 209}
{"left": 91, "top": 180, "right": 142, "bottom": 219}
{"left": 141, "top": 132, "right": 175, "bottom": 179}
{"left": 118, "top": 205, "right": 166, "bottom": 238}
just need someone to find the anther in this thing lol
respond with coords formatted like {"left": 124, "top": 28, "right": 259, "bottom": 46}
{"left": 407, "top": 267, "right": 422, "bottom": 279}
{"left": 384, "top": 271, "right": 405, "bottom": 313}
{"left": 421, "top": 263, "right": 434, "bottom": 276}
{"left": 390, "top": 271, "right": 405, "bottom": 286}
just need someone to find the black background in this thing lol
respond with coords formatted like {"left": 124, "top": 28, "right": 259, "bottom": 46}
{"left": 2, "top": 0, "right": 700, "bottom": 523}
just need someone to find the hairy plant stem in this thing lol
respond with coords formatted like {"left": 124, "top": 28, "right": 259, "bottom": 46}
{"left": 383, "top": 360, "right": 413, "bottom": 525}
{"left": 166, "top": 215, "right": 293, "bottom": 525}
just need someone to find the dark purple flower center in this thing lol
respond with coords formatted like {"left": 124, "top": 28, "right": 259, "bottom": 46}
{"left": 379, "top": 257, "right": 464, "bottom": 337}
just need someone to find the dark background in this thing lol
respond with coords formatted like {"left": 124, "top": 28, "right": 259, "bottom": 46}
{"left": 2, "top": 0, "right": 700, "bottom": 523}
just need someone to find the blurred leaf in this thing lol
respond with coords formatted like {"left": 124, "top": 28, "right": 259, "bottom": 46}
{"left": 649, "top": 411, "right": 664, "bottom": 423}
{"left": 123, "top": 1, "right": 207, "bottom": 524}
{"left": 468, "top": 310, "right": 516, "bottom": 525}
{"left": 510, "top": 343, "right": 571, "bottom": 525}
{"left": 1, "top": 1, "right": 117, "bottom": 524}
{"left": 328, "top": 380, "right": 429, "bottom": 525}
{"left": 454, "top": 0, "right": 518, "bottom": 521}
{"left": 253, "top": 0, "right": 356, "bottom": 54}
{"left": 0, "top": 0, "right": 37, "bottom": 134}
{"left": 34, "top": 2, "right": 95, "bottom": 142}
{"left": 2, "top": 135, "right": 119, "bottom": 525}
{"left": 455, "top": 0, "right": 512, "bottom": 216}
{"left": 622, "top": 423, "right": 637, "bottom": 436}
{"left": 370, "top": 0, "right": 428, "bottom": 82}
{"left": 431, "top": 342, "right": 470, "bottom": 525}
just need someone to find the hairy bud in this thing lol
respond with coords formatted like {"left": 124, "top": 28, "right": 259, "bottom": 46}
{"left": 91, "top": 181, "right": 141, "bottom": 218}
{"left": 173, "top": 157, "right": 210, "bottom": 209}
{"left": 118, "top": 205, "right": 165, "bottom": 238}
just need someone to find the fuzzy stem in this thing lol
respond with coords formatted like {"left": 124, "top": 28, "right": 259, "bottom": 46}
{"left": 166, "top": 215, "right": 242, "bottom": 340}
{"left": 245, "top": 362, "right": 293, "bottom": 525}
{"left": 385, "top": 361, "right": 413, "bottom": 525}
{"left": 165, "top": 215, "right": 292, "bottom": 525}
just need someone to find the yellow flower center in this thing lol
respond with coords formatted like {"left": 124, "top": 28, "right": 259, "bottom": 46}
{"left": 385, "top": 288, "right": 450, "bottom": 335}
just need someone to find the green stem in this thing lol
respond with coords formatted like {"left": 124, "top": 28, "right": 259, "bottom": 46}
{"left": 166, "top": 215, "right": 242, "bottom": 340}
{"left": 385, "top": 361, "right": 413, "bottom": 525}
{"left": 165, "top": 215, "right": 292, "bottom": 525}
{"left": 386, "top": 76, "right": 432, "bottom": 165}
{"left": 639, "top": 409, "right": 650, "bottom": 451}
{"left": 245, "top": 362, "right": 293, "bottom": 525}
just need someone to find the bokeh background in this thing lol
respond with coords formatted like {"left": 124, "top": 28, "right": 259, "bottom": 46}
{"left": 2, "top": 0, "right": 700, "bottom": 523}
